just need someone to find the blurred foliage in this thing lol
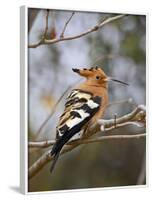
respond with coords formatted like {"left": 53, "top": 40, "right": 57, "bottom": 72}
{"left": 28, "top": 9, "right": 146, "bottom": 192}
{"left": 121, "top": 32, "right": 145, "bottom": 63}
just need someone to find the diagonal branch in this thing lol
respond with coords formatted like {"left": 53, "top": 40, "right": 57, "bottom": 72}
{"left": 60, "top": 12, "right": 75, "bottom": 38}
{"left": 34, "top": 85, "right": 72, "bottom": 140}
{"left": 28, "top": 105, "right": 146, "bottom": 148}
{"left": 99, "top": 104, "right": 146, "bottom": 131}
{"left": 28, "top": 133, "right": 146, "bottom": 179}
{"left": 43, "top": 9, "right": 49, "bottom": 39}
{"left": 29, "top": 133, "right": 146, "bottom": 149}
{"left": 28, "top": 143, "right": 78, "bottom": 179}
{"left": 28, "top": 14, "right": 126, "bottom": 48}
{"left": 28, "top": 105, "right": 146, "bottom": 179}
{"left": 34, "top": 78, "right": 82, "bottom": 140}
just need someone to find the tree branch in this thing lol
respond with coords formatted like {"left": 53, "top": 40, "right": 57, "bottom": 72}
{"left": 99, "top": 104, "right": 146, "bottom": 132}
{"left": 28, "top": 133, "right": 146, "bottom": 179}
{"left": 29, "top": 133, "right": 146, "bottom": 149}
{"left": 34, "top": 78, "right": 82, "bottom": 140}
{"left": 43, "top": 9, "right": 49, "bottom": 39}
{"left": 29, "top": 105, "right": 146, "bottom": 148}
{"left": 28, "top": 14, "right": 126, "bottom": 48}
{"left": 60, "top": 12, "right": 75, "bottom": 38}
{"left": 28, "top": 143, "right": 78, "bottom": 179}
{"left": 28, "top": 105, "right": 146, "bottom": 179}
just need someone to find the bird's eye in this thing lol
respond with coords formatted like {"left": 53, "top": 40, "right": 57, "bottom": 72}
{"left": 96, "top": 76, "right": 100, "bottom": 80}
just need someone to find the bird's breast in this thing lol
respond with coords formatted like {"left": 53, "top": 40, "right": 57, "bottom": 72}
{"left": 77, "top": 84, "right": 108, "bottom": 122}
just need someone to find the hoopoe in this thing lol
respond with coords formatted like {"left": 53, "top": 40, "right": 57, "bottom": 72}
{"left": 50, "top": 67, "right": 128, "bottom": 172}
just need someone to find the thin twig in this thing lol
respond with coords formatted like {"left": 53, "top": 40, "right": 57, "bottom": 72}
{"left": 98, "top": 105, "right": 146, "bottom": 128}
{"left": 60, "top": 12, "right": 75, "bottom": 38}
{"left": 28, "top": 14, "right": 126, "bottom": 48}
{"left": 29, "top": 140, "right": 55, "bottom": 148}
{"left": 43, "top": 9, "right": 49, "bottom": 39}
{"left": 35, "top": 78, "right": 82, "bottom": 140}
{"left": 114, "top": 113, "right": 117, "bottom": 128}
{"left": 35, "top": 85, "right": 71, "bottom": 139}
{"left": 29, "top": 133, "right": 146, "bottom": 149}
{"left": 90, "top": 54, "right": 117, "bottom": 66}
{"left": 69, "top": 133, "right": 146, "bottom": 145}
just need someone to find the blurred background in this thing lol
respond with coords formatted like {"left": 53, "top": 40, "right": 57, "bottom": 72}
{"left": 28, "top": 8, "right": 146, "bottom": 192}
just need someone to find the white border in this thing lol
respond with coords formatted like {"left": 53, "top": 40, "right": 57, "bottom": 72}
{"left": 146, "top": 13, "right": 148, "bottom": 188}
{"left": 21, "top": 5, "right": 148, "bottom": 195}
{"left": 27, "top": 5, "right": 148, "bottom": 16}
{"left": 20, "top": 6, "right": 28, "bottom": 194}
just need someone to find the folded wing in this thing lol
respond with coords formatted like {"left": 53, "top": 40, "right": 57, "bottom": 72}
{"left": 51, "top": 89, "right": 102, "bottom": 156}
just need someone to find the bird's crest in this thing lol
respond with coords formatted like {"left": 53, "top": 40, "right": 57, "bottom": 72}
{"left": 72, "top": 67, "right": 129, "bottom": 86}
{"left": 72, "top": 66, "right": 107, "bottom": 79}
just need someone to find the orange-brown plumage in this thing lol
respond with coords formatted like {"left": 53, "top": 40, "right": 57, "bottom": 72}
{"left": 74, "top": 67, "right": 109, "bottom": 125}
{"left": 50, "top": 66, "right": 128, "bottom": 173}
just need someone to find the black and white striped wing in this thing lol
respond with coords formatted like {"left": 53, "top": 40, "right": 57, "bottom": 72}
{"left": 51, "top": 89, "right": 101, "bottom": 156}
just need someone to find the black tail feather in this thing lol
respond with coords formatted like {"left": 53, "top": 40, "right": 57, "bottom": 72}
{"left": 50, "top": 151, "right": 60, "bottom": 173}
{"left": 50, "top": 139, "right": 65, "bottom": 173}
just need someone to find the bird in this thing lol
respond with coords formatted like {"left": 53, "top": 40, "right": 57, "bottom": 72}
{"left": 50, "top": 66, "right": 129, "bottom": 173}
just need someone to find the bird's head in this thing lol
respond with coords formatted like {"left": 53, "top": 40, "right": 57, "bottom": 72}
{"left": 72, "top": 67, "right": 129, "bottom": 88}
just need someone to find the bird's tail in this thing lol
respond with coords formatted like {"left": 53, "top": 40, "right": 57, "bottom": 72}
{"left": 50, "top": 151, "right": 60, "bottom": 173}
{"left": 50, "top": 141, "right": 63, "bottom": 173}
{"left": 50, "top": 136, "right": 69, "bottom": 173}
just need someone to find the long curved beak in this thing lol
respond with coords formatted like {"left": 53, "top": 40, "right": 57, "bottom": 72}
{"left": 107, "top": 77, "right": 129, "bottom": 86}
